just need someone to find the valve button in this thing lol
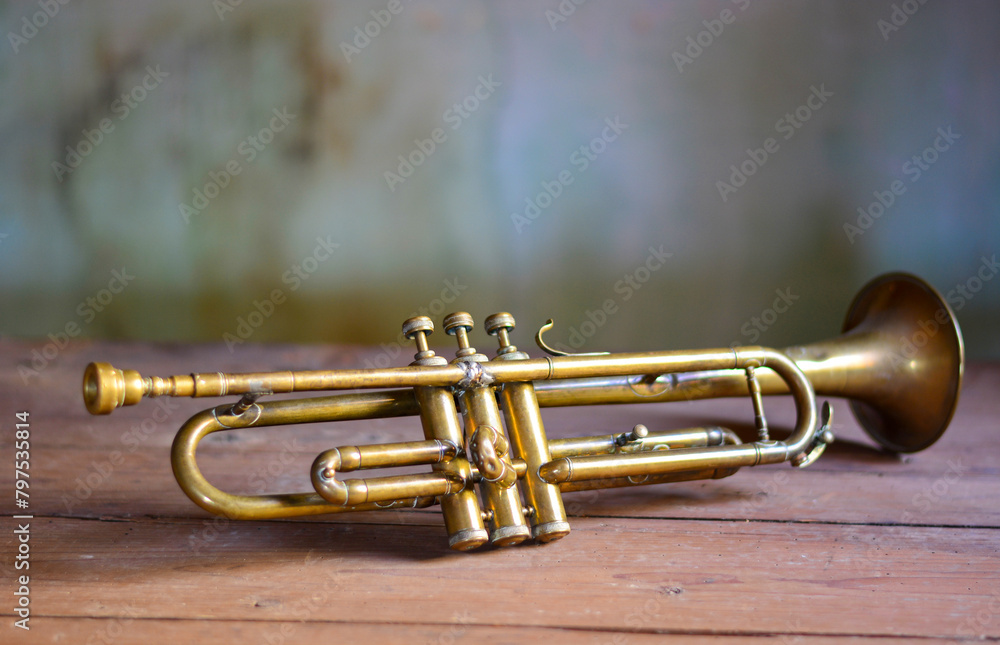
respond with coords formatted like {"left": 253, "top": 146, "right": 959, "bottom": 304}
{"left": 484, "top": 312, "right": 515, "bottom": 336}
{"left": 402, "top": 316, "right": 434, "bottom": 339}
{"left": 443, "top": 312, "right": 474, "bottom": 335}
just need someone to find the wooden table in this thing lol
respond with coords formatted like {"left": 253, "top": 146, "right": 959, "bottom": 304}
{"left": 3, "top": 339, "right": 998, "bottom": 643}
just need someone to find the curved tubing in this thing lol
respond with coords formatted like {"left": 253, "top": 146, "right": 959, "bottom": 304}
{"left": 309, "top": 440, "right": 459, "bottom": 506}
{"left": 538, "top": 347, "right": 818, "bottom": 484}
{"left": 170, "top": 408, "right": 438, "bottom": 520}
{"left": 168, "top": 347, "right": 817, "bottom": 519}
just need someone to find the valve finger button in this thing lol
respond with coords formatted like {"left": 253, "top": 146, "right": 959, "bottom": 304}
{"left": 402, "top": 316, "right": 434, "bottom": 339}
{"left": 443, "top": 312, "right": 474, "bottom": 335}
{"left": 444, "top": 312, "right": 477, "bottom": 358}
{"left": 485, "top": 312, "right": 517, "bottom": 354}
{"left": 484, "top": 312, "right": 515, "bottom": 335}
{"left": 403, "top": 316, "right": 439, "bottom": 363}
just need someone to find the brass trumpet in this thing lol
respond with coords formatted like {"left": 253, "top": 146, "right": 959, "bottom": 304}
{"left": 82, "top": 273, "right": 963, "bottom": 550}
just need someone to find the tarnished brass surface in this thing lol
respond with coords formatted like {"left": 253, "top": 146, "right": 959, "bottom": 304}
{"left": 83, "top": 273, "right": 964, "bottom": 550}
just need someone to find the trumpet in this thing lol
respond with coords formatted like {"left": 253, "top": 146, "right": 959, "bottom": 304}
{"left": 82, "top": 272, "right": 963, "bottom": 550}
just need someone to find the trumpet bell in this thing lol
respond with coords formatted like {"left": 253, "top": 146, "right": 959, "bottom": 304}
{"left": 784, "top": 272, "right": 964, "bottom": 454}
{"left": 841, "top": 272, "right": 964, "bottom": 453}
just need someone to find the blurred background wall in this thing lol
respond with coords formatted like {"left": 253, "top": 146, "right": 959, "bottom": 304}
{"left": 2, "top": 0, "right": 998, "bottom": 360}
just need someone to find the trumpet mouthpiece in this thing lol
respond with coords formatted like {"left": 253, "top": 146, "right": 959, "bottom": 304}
{"left": 83, "top": 362, "right": 145, "bottom": 415}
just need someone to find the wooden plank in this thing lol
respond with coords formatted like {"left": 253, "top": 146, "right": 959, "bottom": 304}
{"left": 4, "top": 617, "right": 957, "bottom": 645}
{"left": 5, "top": 616, "right": 977, "bottom": 645}
{"left": 2, "top": 516, "right": 998, "bottom": 639}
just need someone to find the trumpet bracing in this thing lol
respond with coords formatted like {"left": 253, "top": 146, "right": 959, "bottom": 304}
{"left": 82, "top": 273, "right": 964, "bottom": 550}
